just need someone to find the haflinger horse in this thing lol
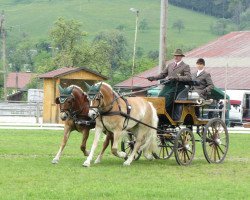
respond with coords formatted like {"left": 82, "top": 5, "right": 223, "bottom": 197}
{"left": 52, "top": 85, "right": 94, "bottom": 164}
{"left": 52, "top": 84, "right": 114, "bottom": 164}
{"left": 83, "top": 82, "right": 159, "bottom": 167}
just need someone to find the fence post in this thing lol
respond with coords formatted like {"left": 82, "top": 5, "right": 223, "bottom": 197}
{"left": 36, "top": 102, "right": 40, "bottom": 123}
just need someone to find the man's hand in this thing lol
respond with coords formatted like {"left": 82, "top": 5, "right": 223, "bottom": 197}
{"left": 168, "top": 75, "right": 179, "bottom": 81}
{"left": 147, "top": 76, "right": 155, "bottom": 82}
{"left": 201, "top": 89, "right": 207, "bottom": 96}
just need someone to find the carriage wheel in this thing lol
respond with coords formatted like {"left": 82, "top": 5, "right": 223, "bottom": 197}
{"left": 174, "top": 128, "right": 195, "bottom": 165}
{"left": 121, "top": 133, "right": 142, "bottom": 161}
{"left": 203, "top": 118, "right": 229, "bottom": 164}
{"left": 153, "top": 134, "right": 174, "bottom": 159}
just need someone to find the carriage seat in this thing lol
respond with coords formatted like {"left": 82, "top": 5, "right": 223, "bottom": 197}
{"left": 189, "top": 92, "right": 213, "bottom": 106}
{"left": 175, "top": 82, "right": 213, "bottom": 106}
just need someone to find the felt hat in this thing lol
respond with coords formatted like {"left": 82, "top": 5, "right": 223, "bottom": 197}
{"left": 172, "top": 49, "right": 185, "bottom": 57}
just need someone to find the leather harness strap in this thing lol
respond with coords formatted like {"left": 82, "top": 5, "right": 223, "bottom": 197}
{"left": 98, "top": 94, "right": 167, "bottom": 133}
{"left": 99, "top": 93, "right": 132, "bottom": 132}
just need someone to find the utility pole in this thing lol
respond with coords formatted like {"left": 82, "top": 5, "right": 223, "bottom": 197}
{"left": 0, "top": 11, "right": 7, "bottom": 101}
{"left": 159, "top": 0, "right": 168, "bottom": 73}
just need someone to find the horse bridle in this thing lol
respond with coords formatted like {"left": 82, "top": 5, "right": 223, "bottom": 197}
{"left": 59, "top": 94, "right": 87, "bottom": 120}
{"left": 88, "top": 90, "right": 120, "bottom": 115}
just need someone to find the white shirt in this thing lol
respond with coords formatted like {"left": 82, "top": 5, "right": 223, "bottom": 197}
{"left": 197, "top": 69, "right": 204, "bottom": 76}
{"left": 174, "top": 61, "right": 182, "bottom": 67}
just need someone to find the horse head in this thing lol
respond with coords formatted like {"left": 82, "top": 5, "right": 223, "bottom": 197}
{"left": 55, "top": 85, "right": 89, "bottom": 121}
{"left": 85, "top": 82, "right": 114, "bottom": 119}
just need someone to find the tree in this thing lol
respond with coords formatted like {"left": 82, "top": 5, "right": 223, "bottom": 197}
{"left": 148, "top": 50, "right": 159, "bottom": 60}
{"left": 240, "top": 8, "right": 250, "bottom": 29}
{"left": 210, "top": 18, "right": 231, "bottom": 35}
{"left": 7, "top": 40, "right": 36, "bottom": 72}
{"left": 172, "top": 19, "right": 185, "bottom": 33}
{"left": 49, "top": 17, "right": 87, "bottom": 67}
{"left": 89, "top": 40, "right": 112, "bottom": 76}
{"left": 93, "top": 30, "right": 128, "bottom": 84}
{"left": 228, "top": 0, "right": 244, "bottom": 29}
{"left": 139, "top": 19, "right": 149, "bottom": 31}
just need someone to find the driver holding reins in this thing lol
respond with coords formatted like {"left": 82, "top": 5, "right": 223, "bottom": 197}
{"left": 147, "top": 49, "right": 191, "bottom": 115}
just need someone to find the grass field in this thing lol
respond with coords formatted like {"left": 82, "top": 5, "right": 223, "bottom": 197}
{"left": 0, "top": 0, "right": 218, "bottom": 53}
{"left": 0, "top": 129, "right": 249, "bottom": 199}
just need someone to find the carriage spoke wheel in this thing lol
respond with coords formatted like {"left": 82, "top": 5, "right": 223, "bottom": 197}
{"left": 153, "top": 134, "right": 174, "bottom": 159}
{"left": 203, "top": 118, "right": 229, "bottom": 164}
{"left": 121, "top": 133, "right": 142, "bottom": 161}
{"left": 174, "top": 128, "right": 195, "bottom": 166}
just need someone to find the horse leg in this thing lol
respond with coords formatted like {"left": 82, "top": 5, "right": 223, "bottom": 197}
{"left": 123, "top": 138, "right": 142, "bottom": 166}
{"left": 80, "top": 128, "right": 90, "bottom": 156}
{"left": 83, "top": 126, "right": 103, "bottom": 167}
{"left": 111, "top": 130, "right": 127, "bottom": 159}
{"left": 94, "top": 131, "right": 113, "bottom": 164}
{"left": 123, "top": 127, "right": 149, "bottom": 166}
{"left": 52, "top": 125, "right": 71, "bottom": 164}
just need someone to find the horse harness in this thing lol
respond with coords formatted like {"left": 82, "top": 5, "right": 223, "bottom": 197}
{"left": 91, "top": 92, "right": 167, "bottom": 134}
{"left": 59, "top": 93, "right": 95, "bottom": 129}
{"left": 97, "top": 92, "right": 132, "bottom": 132}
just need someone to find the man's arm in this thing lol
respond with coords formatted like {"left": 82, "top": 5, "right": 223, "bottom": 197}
{"left": 204, "top": 73, "right": 214, "bottom": 94}
{"left": 150, "top": 64, "right": 169, "bottom": 80}
{"left": 177, "top": 64, "right": 192, "bottom": 82}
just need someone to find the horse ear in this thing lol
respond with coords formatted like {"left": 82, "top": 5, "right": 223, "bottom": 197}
{"left": 58, "top": 85, "right": 64, "bottom": 94}
{"left": 84, "top": 81, "right": 91, "bottom": 91}
{"left": 65, "top": 86, "right": 73, "bottom": 94}
{"left": 97, "top": 82, "right": 103, "bottom": 91}
{"left": 55, "top": 97, "right": 60, "bottom": 104}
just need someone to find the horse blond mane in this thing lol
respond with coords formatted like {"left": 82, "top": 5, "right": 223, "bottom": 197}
{"left": 97, "top": 82, "right": 119, "bottom": 96}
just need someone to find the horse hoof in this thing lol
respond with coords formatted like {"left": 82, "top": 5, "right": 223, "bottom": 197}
{"left": 51, "top": 159, "right": 59, "bottom": 164}
{"left": 145, "top": 154, "right": 154, "bottom": 160}
{"left": 82, "top": 161, "right": 90, "bottom": 167}
{"left": 123, "top": 161, "right": 131, "bottom": 166}
{"left": 84, "top": 150, "right": 90, "bottom": 156}
{"left": 94, "top": 156, "right": 101, "bottom": 164}
{"left": 118, "top": 151, "right": 127, "bottom": 158}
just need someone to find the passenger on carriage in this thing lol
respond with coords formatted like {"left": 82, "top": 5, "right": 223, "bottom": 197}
{"left": 192, "top": 58, "right": 214, "bottom": 100}
{"left": 147, "top": 48, "right": 191, "bottom": 115}
{"left": 192, "top": 58, "right": 214, "bottom": 118}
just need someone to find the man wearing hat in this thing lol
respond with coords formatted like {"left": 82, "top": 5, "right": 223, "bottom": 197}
{"left": 147, "top": 48, "right": 191, "bottom": 115}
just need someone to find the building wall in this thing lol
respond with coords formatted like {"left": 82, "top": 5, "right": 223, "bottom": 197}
{"left": 43, "top": 78, "right": 60, "bottom": 123}
{"left": 62, "top": 71, "right": 103, "bottom": 80}
{"left": 42, "top": 70, "right": 106, "bottom": 123}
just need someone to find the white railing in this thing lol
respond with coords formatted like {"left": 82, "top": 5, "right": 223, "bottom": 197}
{"left": 0, "top": 101, "right": 43, "bottom": 123}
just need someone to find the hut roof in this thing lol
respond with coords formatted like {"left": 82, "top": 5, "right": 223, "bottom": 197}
{"left": 39, "top": 67, "right": 108, "bottom": 79}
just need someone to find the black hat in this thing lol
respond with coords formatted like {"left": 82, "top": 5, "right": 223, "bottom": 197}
{"left": 196, "top": 58, "right": 205, "bottom": 65}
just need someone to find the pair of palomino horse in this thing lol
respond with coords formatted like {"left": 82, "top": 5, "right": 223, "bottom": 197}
{"left": 52, "top": 82, "right": 159, "bottom": 166}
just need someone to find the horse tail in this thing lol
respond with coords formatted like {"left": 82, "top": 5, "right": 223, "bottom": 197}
{"left": 140, "top": 102, "right": 159, "bottom": 156}
{"left": 148, "top": 102, "right": 159, "bottom": 153}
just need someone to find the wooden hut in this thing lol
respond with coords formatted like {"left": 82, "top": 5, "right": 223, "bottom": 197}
{"left": 39, "top": 67, "right": 108, "bottom": 123}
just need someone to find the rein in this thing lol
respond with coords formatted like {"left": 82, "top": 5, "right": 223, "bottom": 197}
{"left": 98, "top": 92, "right": 132, "bottom": 131}
{"left": 88, "top": 80, "right": 172, "bottom": 133}
{"left": 100, "top": 110, "right": 168, "bottom": 134}
{"left": 116, "top": 79, "right": 171, "bottom": 97}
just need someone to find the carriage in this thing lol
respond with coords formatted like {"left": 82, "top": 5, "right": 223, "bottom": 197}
{"left": 121, "top": 83, "right": 229, "bottom": 166}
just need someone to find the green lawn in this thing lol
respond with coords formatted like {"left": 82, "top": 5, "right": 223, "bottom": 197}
{"left": 1, "top": 0, "right": 218, "bottom": 53}
{"left": 0, "top": 129, "right": 249, "bottom": 199}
